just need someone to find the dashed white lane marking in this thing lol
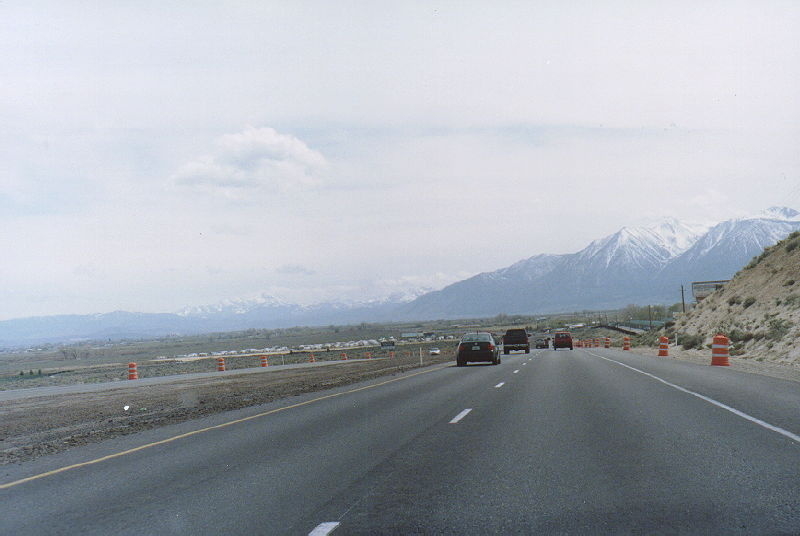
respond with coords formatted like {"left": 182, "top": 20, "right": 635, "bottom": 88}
{"left": 495, "top": 382, "right": 505, "bottom": 388}
{"left": 513, "top": 369, "right": 520, "bottom": 374}
{"left": 449, "top": 408, "right": 472, "bottom": 423}
{"left": 522, "top": 362, "right": 527, "bottom": 365}
{"left": 309, "top": 522, "right": 340, "bottom": 535}
{"left": 588, "top": 351, "right": 800, "bottom": 444}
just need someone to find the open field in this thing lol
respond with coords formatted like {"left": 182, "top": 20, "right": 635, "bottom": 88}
{"left": 0, "top": 340, "right": 455, "bottom": 391}
{"left": 0, "top": 319, "right": 466, "bottom": 372}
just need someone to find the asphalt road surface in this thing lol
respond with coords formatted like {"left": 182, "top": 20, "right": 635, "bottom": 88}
{"left": 2, "top": 348, "right": 799, "bottom": 534}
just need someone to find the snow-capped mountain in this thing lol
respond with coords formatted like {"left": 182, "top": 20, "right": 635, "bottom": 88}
{"left": 398, "top": 208, "right": 800, "bottom": 318}
{"left": 656, "top": 207, "right": 800, "bottom": 287}
{"left": 177, "top": 288, "right": 429, "bottom": 319}
{"left": 395, "top": 220, "right": 699, "bottom": 318}
{"left": 177, "top": 293, "right": 292, "bottom": 317}
{"left": 577, "top": 219, "right": 708, "bottom": 270}
{"left": 757, "top": 206, "right": 800, "bottom": 221}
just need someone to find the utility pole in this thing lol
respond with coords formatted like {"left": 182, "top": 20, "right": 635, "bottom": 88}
{"left": 680, "top": 285, "right": 686, "bottom": 313}
{"left": 648, "top": 305, "right": 652, "bottom": 330}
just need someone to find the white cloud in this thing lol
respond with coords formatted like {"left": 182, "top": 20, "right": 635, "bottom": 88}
{"left": 276, "top": 264, "right": 316, "bottom": 276}
{"left": 172, "top": 127, "right": 327, "bottom": 199}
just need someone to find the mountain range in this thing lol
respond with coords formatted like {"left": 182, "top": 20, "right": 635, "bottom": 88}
{"left": 2, "top": 207, "right": 799, "bottom": 347}
{"left": 398, "top": 207, "right": 800, "bottom": 319}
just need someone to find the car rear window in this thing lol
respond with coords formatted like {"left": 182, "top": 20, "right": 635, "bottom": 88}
{"left": 555, "top": 333, "right": 571, "bottom": 339}
{"left": 461, "top": 333, "right": 492, "bottom": 343}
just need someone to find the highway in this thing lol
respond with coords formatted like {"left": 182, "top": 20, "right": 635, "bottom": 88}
{"left": 2, "top": 348, "right": 799, "bottom": 534}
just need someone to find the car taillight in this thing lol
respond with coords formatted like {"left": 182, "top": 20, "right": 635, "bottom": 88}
{"left": 488, "top": 343, "right": 495, "bottom": 351}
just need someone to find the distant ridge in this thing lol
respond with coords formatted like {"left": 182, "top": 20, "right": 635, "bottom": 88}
{"left": 396, "top": 207, "right": 800, "bottom": 319}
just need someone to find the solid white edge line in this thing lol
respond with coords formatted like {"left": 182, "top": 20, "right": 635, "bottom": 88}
{"left": 587, "top": 351, "right": 800, "bottom": 444}
{"left": 449, "top": 408, "right": 472, "bottom": 423}
{"left": 309, "top": 522, "right": 341, "bottom": 536}
{"left": 495, "top": 382, "right": 505, "bottom": 388}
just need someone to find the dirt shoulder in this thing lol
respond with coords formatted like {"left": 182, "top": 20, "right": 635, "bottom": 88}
{"left": 0, "top": 354, "right": 452, "bottom": 466}
{"left": 632, "top": 345, "right": 800, "bottom": 383}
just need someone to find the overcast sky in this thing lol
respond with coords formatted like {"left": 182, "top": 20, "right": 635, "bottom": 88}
{"left": 2, "top": 1, "right": 799, "bottom": 320}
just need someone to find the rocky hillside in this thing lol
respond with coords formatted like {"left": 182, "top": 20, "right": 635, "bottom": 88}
{"left": 673, "top": 231, "right": 800, "bottom": 364}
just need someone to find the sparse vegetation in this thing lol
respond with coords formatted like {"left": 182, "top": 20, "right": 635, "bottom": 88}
{"left": 729, "top": 343, "right": 746, "bottom": 357}
{"left": 767, "top": 318, "right": 793, "bottom": 341}
{"left": 729, "top": 329, "right": 755, "bottom": 343}
{"left": 744, "top": 246, "right": 774, "bottom": 269}
{"left": 743, "top": 296, "right": 756, "bottom": 309}
{"left": 784, "top": 294, "right": 800, "bottom": 308}
{"left": 680, "top": 334, "right": 704, "bottom": 350}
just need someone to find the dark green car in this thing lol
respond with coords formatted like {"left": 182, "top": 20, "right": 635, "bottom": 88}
{"left": 456, "top": 332, "right": 501, "bottom": 366}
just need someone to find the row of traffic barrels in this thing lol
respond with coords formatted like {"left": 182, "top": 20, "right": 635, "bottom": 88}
{"left": 125, "top": 349, "right": 393, "bottom": 380}
{"left": 657, "top": 334, "right": 730, "bottom": 366}
{"left": 573, "top": 334, "right": 731, "bottom": 366}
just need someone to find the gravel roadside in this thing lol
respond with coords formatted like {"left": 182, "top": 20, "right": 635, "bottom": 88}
{"left": 633, "top": 345, "right": 800, "bottom": 383}
{"left": 0, "top": 353, "right": 453, "bottom": 466}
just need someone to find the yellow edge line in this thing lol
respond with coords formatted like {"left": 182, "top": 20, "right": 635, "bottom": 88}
{"left": 1, "top": 364, "right": 450, "bottom": 490}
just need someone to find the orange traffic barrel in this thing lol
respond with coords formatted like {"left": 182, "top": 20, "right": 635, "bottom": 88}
{"left": 389, "top": 351, "right": 395, "bottom": 359}
{"left": 217, "top": 357, "right": 226, "bottom": 372}
{"left": 623, "top": 337, "right": 631, "bottom": 351}
{"left": 127, "top": 362, "right": 138, "bottom": 380}
{"left": 309, "top": 353, "right": 316, "bottom": 363}
{"left": 658, "top": 336, "right": 669, "bottom": 357}
{"left": 604, "top": 337, "right": 611, "bottom": 348}
{"left": 260, "top": 355, "right": 269, "bottom": 367}
{"left": 341, "top": 352, "right": 348, "bottom": 360}
{"left": 711, "top": 334, "right": 730, "bottom": 366}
